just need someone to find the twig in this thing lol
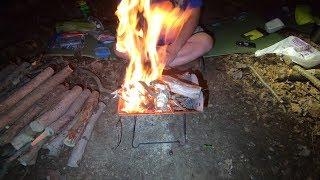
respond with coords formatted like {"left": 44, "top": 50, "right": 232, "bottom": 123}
{"left": 292, "top": 65, "right": 320, "bottom": 90}
{"left": 78, "top": 68, "right": 112, "bottom": 93}
{"left": 249, "top": 66, "right": 284, "bottom": 104}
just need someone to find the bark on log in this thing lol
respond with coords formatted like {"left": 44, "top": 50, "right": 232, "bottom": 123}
{"left": 32, "top": 89, "right": 91, "bottom": 146}
{"left": 11, "top": 126, "right": 37, "bottom": 150}
{"left": 161, "top": 75, "right": 202, "bottom": 99}
{"left": 0, "top": 67, "right": 55, "bottom": 113}
{"left": 64, "top": 91, "right": 99, "bottom": 147}
{"left": 0, "top": 85, "right": 68, "bottom": 145}
{"left": 293, "top": 65, "right": 320, "bottom": 90}
{"left": 0, "top": 66, "right": 73, "bottom": 130}
{"left": 29, "top": 86, "right": 83, "bottom": 132}
{"left": 0, "top": 62, "right": 30, "bottom": 93}
{"left": 67, "top": 102, "right": 105, "bottom": 167}
{"left": 45, "top": 111, "right": 82, "bottom": 156}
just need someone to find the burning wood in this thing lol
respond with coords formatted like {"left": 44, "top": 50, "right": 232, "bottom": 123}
{"left": 117, "top": 73, "right": 204, "bottom": 115}
{"left": 114, "top": 0, "right": 204, "bottom": 114}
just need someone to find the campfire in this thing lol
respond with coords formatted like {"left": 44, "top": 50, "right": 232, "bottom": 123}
{"left": 114, "top": 0, "right": 204, "bottom": 115}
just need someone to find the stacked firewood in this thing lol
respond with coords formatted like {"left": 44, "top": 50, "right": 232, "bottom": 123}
{"left": 0, "top": 65, "right": 106, "bottom": 175}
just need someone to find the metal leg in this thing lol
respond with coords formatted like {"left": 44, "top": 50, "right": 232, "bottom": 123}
{"left": 132, "top": 114, "right": 187, "bottom": 148}
{"left": 200, "top": 56, "right": 206, "bottom": 73}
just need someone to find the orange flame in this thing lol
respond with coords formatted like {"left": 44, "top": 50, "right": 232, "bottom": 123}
{"left": 116, "top": 0, "right": 191, "bottom": 113}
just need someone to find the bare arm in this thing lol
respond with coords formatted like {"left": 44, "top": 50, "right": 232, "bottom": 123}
{"left": 170, "top": 7, "right": 200, "bottom": 54}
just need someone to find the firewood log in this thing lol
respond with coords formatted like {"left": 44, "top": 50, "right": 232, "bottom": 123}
{"left": 0, "top": 67, "right": 55, "bottom": 113}
{"left": 161, "top": 75, "right": 202, "bottom": 99}
{"left": 29, "top": 86, "right": 83, "bottom": 133}
{"left": 0, "top": 85, "right": 68, "bottom": 145}
{"left": 10, "top": 86, "right": 82, "bottom": 150}
{"left": 45, "top": 113, "right": 80, "bottom": 157}
{"left": 67, "top": 102, "right": 105, "bottom": 167}
{"left": 0, "top": 66, "right": 73, "bottom": 130}
{"left": 64, "top": 91, "right": 99, "bottom": 147}
{"left": 31, "top": 89, "right": 91, "bottom": 146}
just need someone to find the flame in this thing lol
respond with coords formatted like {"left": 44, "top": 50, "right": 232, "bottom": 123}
{"left": 116, "top": 0, "right": 191, "bottom": 113}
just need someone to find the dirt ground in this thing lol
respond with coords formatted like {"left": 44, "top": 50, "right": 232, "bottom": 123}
{"left": 2, "top": 50, "right": 317, "bottom": 179}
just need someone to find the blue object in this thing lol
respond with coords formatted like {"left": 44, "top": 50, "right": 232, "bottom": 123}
{"left": 121, "top": 0, "right": 203, "bottom": 9}
{"left": 94, "top": 43, "right": 111, "bottom": 59}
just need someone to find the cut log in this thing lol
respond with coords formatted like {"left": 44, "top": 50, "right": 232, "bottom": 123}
{"left": 10, "top": 126, "right": 37, "bottom": 150}
{"left": 67, "top": 102, "right": 105, "bottom": 167}
{"left": 64, "top": 91, "right": 99, "bottom": 147}
{"left": 293, "top": 65, "right": 320, "bottom": 90}
{"left": 0, "top": 66, "right": 73, "bottom": 130}
{"left": 32, "top": 89, "right": 91, "bottom": 146}
{"left": 161, "top": 75, "right": 202, "bottom": 99}
{"left": 29, "top": 86, "right": 83, "bottom": 133}
{"left": 45, "top": 110, "right": 83, "bottom": 156}
{"left": 0, "top": 85, "right": 68, "bottom": 145}
{"left": 0, "top": 67, "right": 55, "bottom": 113}
{"left": 0, "top": 62, "right": 30, "bottom": 93}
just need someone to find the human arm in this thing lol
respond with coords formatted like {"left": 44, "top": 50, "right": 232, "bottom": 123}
{"left": 164, "top": 7, "right": 201, "bottom": 65}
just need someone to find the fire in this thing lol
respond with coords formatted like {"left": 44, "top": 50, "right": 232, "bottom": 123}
{"left": 115, "top": 0, "right": 191, "bottom": 113}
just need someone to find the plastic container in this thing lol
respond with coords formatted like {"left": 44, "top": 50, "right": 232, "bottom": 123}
{"left": 265, "top": 18, "right": 285, "bottom": 33}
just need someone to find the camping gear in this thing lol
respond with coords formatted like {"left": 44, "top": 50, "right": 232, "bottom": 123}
{"left": 236, "top": 41, "right": 256, "bottom": 48}
{"left": 242, "top": 28, "right": 266, "bottom": 41}
{"left": 76, "top": 0, "right": 90, "bottom": 18}
{"left": 255, "top": 36, "right": 320, "bottom": 68}
{"left": 311, "top": 24, "right": 320, "bottom": 44}
{"left": 56, "top": 21, "right": 96, "bottom": 33}
{"left": 265, "top": 18, "right": 285, "bottom": 33}
{"left": 204, "top": 13, "right": 284, "bottom": 57}
{"left": 50, "top": 32, "right": 86, "bottom": 50}
{"left": 295, "top": 5, "right": 315, "bottom": 25}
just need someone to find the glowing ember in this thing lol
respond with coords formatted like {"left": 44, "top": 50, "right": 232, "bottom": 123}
{"left": 115, "top": 0, "right": 191, "bottom": 113}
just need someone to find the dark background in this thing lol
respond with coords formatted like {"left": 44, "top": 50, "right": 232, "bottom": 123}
{"left": 0, "top": 0, "right": 319, "bottom": 56}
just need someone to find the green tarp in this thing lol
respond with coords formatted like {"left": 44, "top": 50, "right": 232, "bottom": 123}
{"left": 204, "top": 14, "right": 285, "bottom": 57}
